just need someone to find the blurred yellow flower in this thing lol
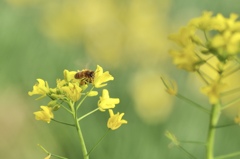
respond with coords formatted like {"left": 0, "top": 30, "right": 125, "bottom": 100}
{"left": 206, "top": 13, "right": 240, "bottom": 58}
{"left": 214, "top": 13, "right": 240, "bottom": 32}
{"left": 34, "top": 106, "right": 54, "bottom": 123}
{"left": 169, "top": 45, "right": 201, "bottom": 72}
{"left": 161, "top": 76, "right": 178, "bottom": 95}
{"left": 38, "top": 0, "right": 170, "bottom": 67}
{"left": 168, "top": 26, "right": 198, "bottom": 47}
{"left": 165, "top": 131, "right": 180, "bottom": 147}
{"left": 41, "top": 1, "right": 83, "bottom": 43}
{"left": 234, "top": 115, "right": 240, "bottom": 125}
{"left": 61, "top": 83, "right": 82, "bottom": 102}
{"left": 189, "top": 12, "right": 240, "bottom": 32}
{"left": 201, "top": 80, "right": 226, "bottom": 104}
{"left": 44, "top": 154, "right": 51, "bottom": 159}
{"left": 189, "top": 11, "right": 214, "bottom": 30}
{"left": 98, "top": 89, "right": 119, "bottom": 111}
{"left": 107, "top": 109, "right": 127, "bottom": 130}
{"left": 170, "top": 11, "right": 240, "bottom": 67}
{"left": 28, "top": 79, "right": 50, "bottom": 99}
{"left": 130, "top": 70, "right": 173, "bottom": 124}
{"left": 211, "top": 31, "right": 240, "bottom": 55}
{"left": 94, "top": 65, "right": 114, "bottom": 88}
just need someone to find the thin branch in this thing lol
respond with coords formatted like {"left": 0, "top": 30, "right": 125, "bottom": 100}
{"left": 221, "top": 97, "right": 240, "bottom": 110}
{"left": 176, "top": 93, "right": 210, "bottom": 114}
{"left": 215, "top": 151, "right": 240, "bottom": 159}
{"left": 180, "top": 140, "right": 206, "bottom": 145}
{"left": 220, "top": 87, "right": 240, "bottom": 96}
{"left": 196, "top": 70, "right": 210, "bottom": 85}
{"left": 214, "top": 123, "right": 236, "bottom": 129}
{"left": 78, "top": 108, "right": 99, "bottom": 122}
{"left": 52, "top": 119, "right": 75, "bottom": 127}
{"left": 178, "top": 145, "right": 197, "bottom": 159}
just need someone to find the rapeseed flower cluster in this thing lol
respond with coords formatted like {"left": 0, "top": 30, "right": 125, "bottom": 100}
{"left": 28, "top": 65, "right": 127, "bottom": 130}
{"left": 29, "top": 65, "right": 127, "bottom": 159}
{"left": 169, "top": 11, "right": 240, "bottom": 104}
{"left": 167, "top": 12, "right": 240, "bottom": 159}
{"left": 170, "top": 12, "right": 240, "bottom": 68}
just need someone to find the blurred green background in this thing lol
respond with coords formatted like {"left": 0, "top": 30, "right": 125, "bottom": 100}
{"left": 1, "top": 0, "right": 240, "bottom": 158}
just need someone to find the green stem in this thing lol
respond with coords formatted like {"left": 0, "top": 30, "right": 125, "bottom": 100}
{"left": 38, "top": 144, "right": 48, "bottom": 154}
{"left": 176, "top": 93, "right": 210, "bottom": 114}
{"left": 70, "top": 102, "right": 89, "bottom": 159}
{"left": 177, "top": 145, "right": 197, "bottom": 159}
{"left": 51, "top": 154, "right": 69, "bottom": 159}
{"left": 75, "top": 119, "right": 88, "bottom": 159}
{"left": 214, "top": 123, "right": 236, "bottom": 129}
{"left": 76, "top": 86, "right": 95, "bottom": 110}
{"left": 78, "top": 108, "right": 99, "bottom": 122}
{"left": 215, "top": 151, "right": 240, "bottom": 159}
{"left": 59, "top": 103, "right": 73, "bottom": 114}
{"left": 180, "top": 140, "right": 206, "bottom": 145}
{"left": 37, "top": 144, "right": 68, "bottom": 159}
{"left": 222, "top": 65, "right": 240, "bottom": 78}
{"left": 88, "top": 129, "right": 110, "bottom": 156}
{"left": 220, "top": 86, "right": 240, "bottom": 96}
{"left": 52, "top": 119, "right": 75, "bottom": 127}
{"left": 197, "top": 70, "right": 211, "bottom": 85}
{"left": 206, "top": 103, "right": 221, "bottom": 159}
{"left": 221, "top": 97, "right": 240, "bottom": 110}
{"left": 203, "top": 30, "right": 209, "bottom": 42}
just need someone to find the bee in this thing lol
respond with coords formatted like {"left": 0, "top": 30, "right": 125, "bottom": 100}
{"left": 74, "top": 69, "right": 95, "bottom": 85}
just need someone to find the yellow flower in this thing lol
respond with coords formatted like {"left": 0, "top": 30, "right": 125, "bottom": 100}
{"left": 44, "top": 154, "right": 51, "bottom": 159}
{"left": 213, "top": 13, "right": 240, "bottom": 32}
{"left": 201, "top": 80, "right": 226, "bottom": 104}
{"left": 234, "top": 114, "right": 240, "bottom": 125}
{"left": 210, "top": 13, "right": 229, "bottom": 31}
{"left": 107, "top": 109, "right": 127, "bottom": 130}
{"left": 33, "top": 106, "right": 54, "bottom": 123}
{"left": 160, "top": 76, "right": 178, "bottom": 95}
{"left": 46, "top": 79, "right": 67, "bottom": 100}
{"left": 56, "top": 79, "right": 67, "bottom": 89}
{"left": 28, "top": 79, "right": 50, "bottom": 99}
{"left": 211, "top": 31, "right": 240, "bottom": 55}
{"left": 188, "top": 12, "right": 240, "bottom": 32}
{"left": 189, "top": 11, "right": 214, "bottom": 30}
{"left": 165, "top": 131, "right": 180, "bottom": 147}
{"left": 98, "top": 89, "right": 119, "bottom": 111}
{"left": 61, "top": 83, "right": 82, "bottom": 102}
{"left": 169, "top": 45, "right": 202, "bottom": 72}
{"left": 233, "top": 109, "right": 240, "bottom": 125}
{"left": 168, "top": 26, "right": 196, "bottom": 47}
{"left": 94, "top": 65, "right": 114, "bottom": 88}
{"left": 63, "top": 69, "right": 77, "bottom": 82}
{"left": 87, "top": 91, "right": 98, "bottom": 96}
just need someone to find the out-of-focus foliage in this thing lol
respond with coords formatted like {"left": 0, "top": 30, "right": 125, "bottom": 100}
{"left": 2, "top": 0, "right": 240, "bottom": 158}
{"left": 6, "top": 0, "right": 170, "bottom": 68}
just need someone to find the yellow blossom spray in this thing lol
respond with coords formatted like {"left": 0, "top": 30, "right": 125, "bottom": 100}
{"left": 28, "top": 65, "right": 127, "bottom": 159}
{"left": 165, "top": 11, "right": 240, "bottom": 159}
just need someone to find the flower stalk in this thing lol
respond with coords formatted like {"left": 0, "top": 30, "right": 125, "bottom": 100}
{"left": 70, "top": 101, "right": 89, "bottom": 159}
{"left": 75, "top": 116, "right": 88, "bottom": 159}
{"left": 28, "top": 65, "right": 127, "bottom": 159}
{"left": 78, "top": 108, "right": 99, "bottom": 122}
{"left": 176, "top": 93, "right": 210, "bottom": 114}
{"left": 206, "top": 102, "right": 221, "bottom": 159}
{"left": 167, "top": 11, "right": 240, "bottom": 159}
{"left": 87, "top": 129, "right": 111, "bottom": 156}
